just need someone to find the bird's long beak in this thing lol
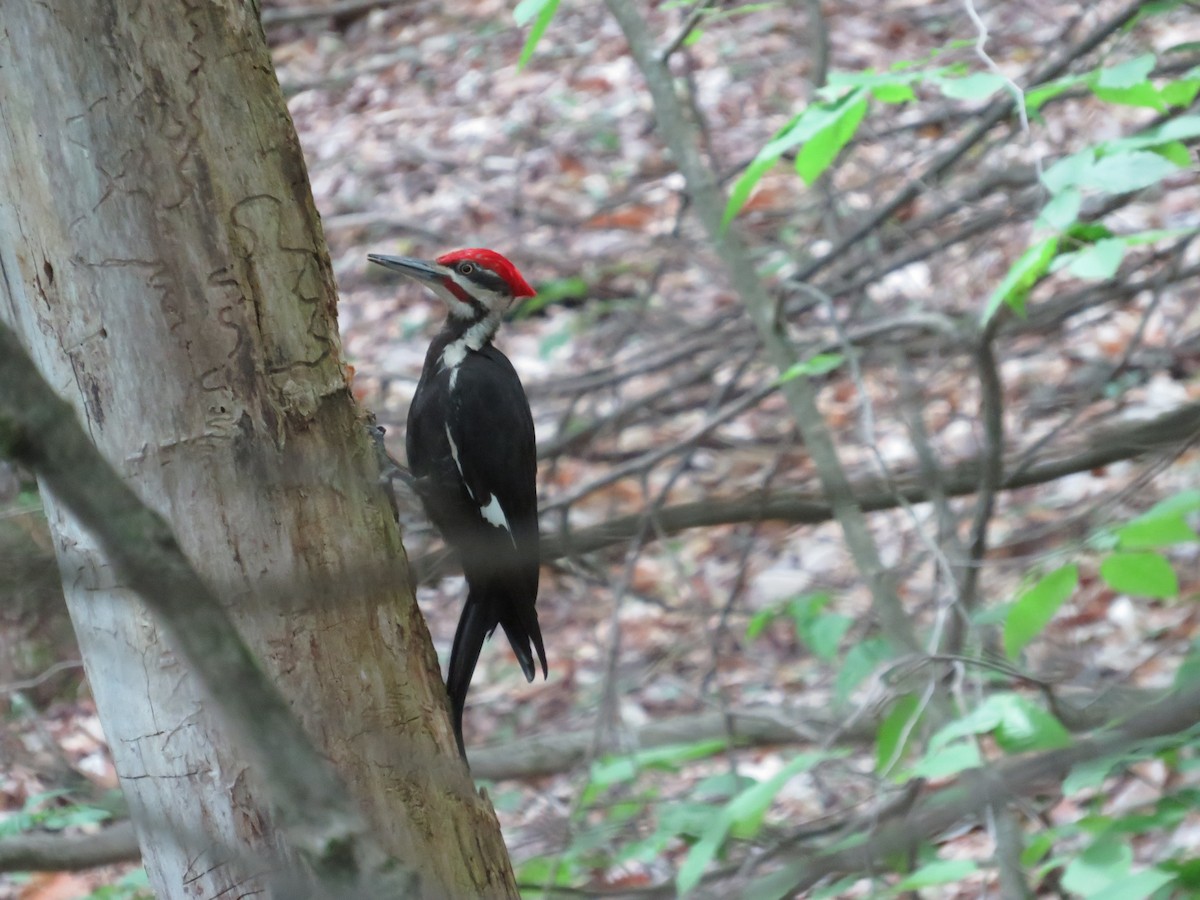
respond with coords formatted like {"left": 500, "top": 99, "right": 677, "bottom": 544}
{"left": 367, "top": 254, "right": 445, "bottom": 285}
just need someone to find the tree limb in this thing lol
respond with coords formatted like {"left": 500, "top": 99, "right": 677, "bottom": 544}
{"left": 412, "top": 399, "right": 1200, "bottom": 581}
{"left": 0, "top": 822, "right": 140, "bottom": 873}
{"left": 468, "top": 681, "right": 1162, "bottom": 782}
{"left": 261, "top": 0, "right": 406, "bottom": 27}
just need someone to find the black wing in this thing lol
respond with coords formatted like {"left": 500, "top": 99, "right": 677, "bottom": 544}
{"left": 406, "top": 344, "right": 546, "bottom": 757}
{"left": 447, "top": 347, "right": 539, "bottom": 573}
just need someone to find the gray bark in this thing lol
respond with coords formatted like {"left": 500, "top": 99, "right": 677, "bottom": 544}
{"left": 0, "top": 2, "right": 517, "bottom": 897}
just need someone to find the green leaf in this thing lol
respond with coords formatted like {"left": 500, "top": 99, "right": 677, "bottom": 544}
{"left": 1093, "top": 83, "right": 1167, "bottom": 110}
{"left": 938, "top": 72, "right": 1006, "bottom": 100}
{"left": 767, "top": 592, "right": 850, "bottom": 659}
{"left": 513, "top": 276, "right": 587, "bottom": 318}
{"left": 1022, "top": 832, "right": 1055, "bottom": 867}
{"left": 589, "top": 739, "right": 727, "bottom": 789}
{"left": 724, "top": 140, "right": 794, "bottom": 226}
{"left": 1063, "top": 837, "right": 1133, "bottom": 895}
{"left": 876, "top": 693, "right": 921, "bottom": 774}
{"left": 803, "top": 612, "right": 852, "bottom": 660}
{"left": 777, "top": 353, "right": 845, "bottom": 383}
{"left": 835, "top": 637, "right": 893, "bottom": 704}
{"left": 1037, "top": 186, "right": 1081, "bottom": 230}
{"left": 1096, "top": 54, "right": 1156, "bottom": 89}
{"left": 1105, "top": 115, "right": 1200, "bottom": 153}
{"left": 746, "top": 607, "right": 776, "bottom": 640}
{"left": 677, "top": 753, "right": 826, "bottom": 895}
{"left": 982, "top": 236, "right": 1058, "bottom": 322}
{"left": 514, "top": 0, "right": 560, "bottom": 68}
{"left": 724, "top": 753, "right": 827, "bottom": 838}
{"left": 1099, "top": 551, "right": 1178, "bottom": 598}
{"left": 1064, "top": 221, "right": 1115, "bottom": 244}
{"left": 921, "top": 696, "right": 1008, "bottom": 753}
{"left": 1155, "top": 140, "right": 1193, "bottom": 167}
{"left": 724, "top": 90, "right": 870, "bottom": 224}
{"left": 1161, "top": 77, "right": 1200, "bottom": 108}
{"left": 910, "top": 740, "right": 982, "bottom": 779}
{"left": 1004, "top": 564, "right": 1078, "bottom": 660}
{"left": 1065, "top": 755, "right": 1120, "bottom": 794}
{"left": 1041, "top": 149, "right": 1094, "bottom": 193}
{"left": 1118, "top": 494, "right": 1200, "bottom": 548}
{"left": 1065, "top": 237, "right": 1126, "bottom": 280}
{"left": 1118, "top": 513, "right": 1198, "bottom": 548}
{"left": 1135, "top": 489, "right": 1200, "bottom": 518}
{"left": 993, "top": 695, "right": 1071, "bottom": 753}
{"left": 1087, "top": 868, "right": 1176, "bottom": 900}
{"left": 871, "top": 82, "right": 915, "bottom": 103}
{"left": 894, "top": 858, "right": 978, "bottom": 890}
{"left": 1080, "top": 150, "right": 1180, "bottom": 193}
{"left": 1057, "top": 227, "right": 1197, "bottom": 279}
{"left": 795, "top": 94, "right": 868, "bottom": 184}
{"left": 1110, "top": 793, "right": 1193, "bottom": 833}
{"left": 1026, "top": 74, "right": 1084, "bottom": 112}
{"left": 1134, "top": 0, "right": 1186, "bottom": 19}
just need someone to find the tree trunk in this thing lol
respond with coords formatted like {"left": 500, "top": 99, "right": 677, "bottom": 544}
{"left": 0, "top": 3, "right": 518, "bottom": 897}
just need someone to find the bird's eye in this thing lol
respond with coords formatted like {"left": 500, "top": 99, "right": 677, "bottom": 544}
{"left": 458, "top": 262, "right": 474, "bottom": 275}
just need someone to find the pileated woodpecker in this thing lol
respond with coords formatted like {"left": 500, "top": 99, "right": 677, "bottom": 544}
{"left": 368, "top": 247, "right": 547, "bottom": 758}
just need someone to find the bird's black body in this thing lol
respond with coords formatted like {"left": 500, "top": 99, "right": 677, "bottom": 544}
{"left": 369, "top": 246, "right": 546, "bottom": 759}
{"left": 407, "top": 334, "right": 545, "bottom": 754}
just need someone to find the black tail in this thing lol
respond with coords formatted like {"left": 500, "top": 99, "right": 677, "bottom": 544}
{"left": 447, "top": 597, "right": 491, "bottom": 759}
{"left": 446, "top": 584, "right": 547, "bottom": 760}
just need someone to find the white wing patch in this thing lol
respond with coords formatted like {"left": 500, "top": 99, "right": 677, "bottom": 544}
{"left": 479, "top": 493, "right": 516, "bottom": 546}
{"left": 444, "top": 425, "right": 474, "bottom": 499}
{"left": 446, "top": 423, "right": 516, "bottom": 546}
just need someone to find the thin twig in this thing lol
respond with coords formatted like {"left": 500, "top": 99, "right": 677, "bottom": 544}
{"left": 793, "top": 0, "right": 1148, "bottom": 285}
{"left": 944, "top": 314, "right": 1005, "bottom": 657}
{"left": 604, "top": 0, "right": 921, "bottom": 653}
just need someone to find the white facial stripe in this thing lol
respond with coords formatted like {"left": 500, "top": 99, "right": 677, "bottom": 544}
{"left": 448, "top": 270, "right": 510, "bottom": 315}
{"left": 430, "top": 281, "right": 475, "bottom": 320}
{"left": 479, "top": 493, "right": 516, "bottom": 545}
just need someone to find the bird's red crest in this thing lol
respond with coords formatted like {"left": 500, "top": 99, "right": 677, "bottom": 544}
{"left": 436, "top": 248, "right": 536, "bottom": 299}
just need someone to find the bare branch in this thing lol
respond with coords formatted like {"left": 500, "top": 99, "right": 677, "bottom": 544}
{"left": 792, "top": 0, "right": 1147, "bottom": 284}
{"left": 261, "top": 0, "right": 407, "bottom": 28}
{"left": 945, "top": 316, "right": 1005, "bottom": 655}
{"left": 410, "top": 399, "right": 1200, "bottom": 582}
{"left": 0, "top": 821, "right": 140, "bottom": 873}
